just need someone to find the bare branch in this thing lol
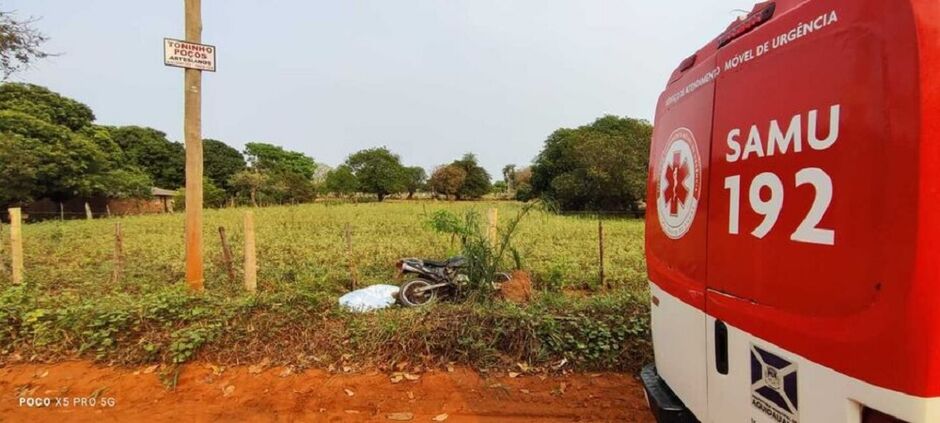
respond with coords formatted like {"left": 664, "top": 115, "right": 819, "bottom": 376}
{"left": 0, "top": 10, "right": 51, "bottom": 79}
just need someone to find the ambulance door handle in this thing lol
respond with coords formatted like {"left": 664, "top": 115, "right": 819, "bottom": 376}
{"left": 715, "top": 320, "right": 729, "bottom": 375}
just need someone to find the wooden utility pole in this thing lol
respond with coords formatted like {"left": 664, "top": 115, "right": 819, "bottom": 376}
{"left": 184, "top": 0, "right": 205, "bottom": 292}
{"left": 9, "top": 208, "right": 23, "bottom": 284}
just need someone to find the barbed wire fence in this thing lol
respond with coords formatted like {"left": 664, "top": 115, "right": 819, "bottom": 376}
{"left": 1, "top": 203, "right": 646, "bottom": 293}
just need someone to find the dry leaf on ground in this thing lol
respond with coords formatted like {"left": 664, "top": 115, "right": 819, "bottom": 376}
{"left": 386, "top": 412, "right": 414, "bottom": 421}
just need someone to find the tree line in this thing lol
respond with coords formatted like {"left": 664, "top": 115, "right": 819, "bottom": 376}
{"left": 0, "top": 83, "right": 499, "bottom": 209}
{"left": 0, "top": 10, "right": 654, "bottom": 214}
{"left": 0, "top": 83, "right": 652, "bottom": 213}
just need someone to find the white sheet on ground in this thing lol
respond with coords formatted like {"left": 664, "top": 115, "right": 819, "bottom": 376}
{"left": 338, "top": 284, "right": 400, "bottom": 312}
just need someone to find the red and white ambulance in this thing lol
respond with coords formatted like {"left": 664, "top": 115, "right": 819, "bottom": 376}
{"left": 641, "top": 1, "right": 938, "bottom": 422}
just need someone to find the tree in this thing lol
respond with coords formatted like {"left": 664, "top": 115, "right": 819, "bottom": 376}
{"left": 450, "top": 153, "right": 491, "bottom": 200}
{"left": 203, "top": 139, "right": 245, "bottom": 193}
{"left": 312, "top": 163, "right": 332, "bottom": 185}
{"left": 0, "top": 84, "right": 164, "bottom": 209}
{"left": 0, "top": 83, "right": 94, "bottom": 130}
{"left": 531, "top": 115, "right": 652, "bottom": 212}
{"left": 428, "top": 165, "right": 466, "bottom": 200}
{"left": 265, "top": 171, "right": 317, "bottom": 204}
{"left": 96, "top": 169, "right": 154, "bottom": 199}
{"left": 229, "top": 170, "right": 267, "bottom": 207}
{"left": 174, "top": 177, "right": 226, "bottom": 209}
{"left": 514, "top": 167, "right": 534, "bottom": 201}
{"left": 108, "top": 126, "right": 185, "bottom": 189}
{"left": 492, "top": 180, "right": 508, "bottom": 194}
{"left": 0, "top": 101, "right": 149, "bottom": 204}
{"left": 502, "top": 164, "right": 517, "bottom": 192}
{"left": 324, "top": 165, "right": 359, "bottom": 197}
{"left": 0, "top": 132, "right": 41, "bottom": 205}
{"left": 244, "top": 142, "right": 316, "bottom": 179}
{"left": 0, "top": 11, "right": 51, "bottom": 79}
{"left": 403, "top": 166, "right": 427, "bottom": 199}
{"left": 345, "top": 147, "right": 406, "bottom": 201}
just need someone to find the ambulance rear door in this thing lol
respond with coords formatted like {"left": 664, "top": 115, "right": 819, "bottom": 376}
{"left": 646, "top": 42, "right": 718, "bottom": 421}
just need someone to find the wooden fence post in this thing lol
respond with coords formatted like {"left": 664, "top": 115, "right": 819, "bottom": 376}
{"left": 84, "top": 202, "right": 93, "bottom": 220}
{"left": 111, "top": 223, "right": 124, "bottom": 283}
{"left": 218, "top": 226, "right": 236, "bottom": 283}
{"left": 59, "top": 202, "right": 64, "bottom": 221}
{"left": 0, "top": 221, "right": 6, "bottom": 276}
{"left": 9, "top": 208, "right": 23, "bottom": 284}
{"left": 106, "top": 205, "right": 112, "bottom": 219}
{"left": 487, "top": 208, "right": 499, "bottom": 247}
{"left": 598, "top": 218, "right": 606, "bottom": 290}
{"left": 344, "top": 223, "right": 359, "bottom": 290}
{"left": 244, "top": 212, "right": 257, "bottom": 293}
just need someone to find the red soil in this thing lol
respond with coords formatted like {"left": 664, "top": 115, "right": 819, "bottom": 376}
{"left": 499, "top": 271, "right": 534, "bottom": 304}
{"left": 0, "top": 361, "right": 654, "bottom": 422}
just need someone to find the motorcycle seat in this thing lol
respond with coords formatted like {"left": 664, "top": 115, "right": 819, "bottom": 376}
{"left": 422, "top": 256, "right": 466, "bottom": 268}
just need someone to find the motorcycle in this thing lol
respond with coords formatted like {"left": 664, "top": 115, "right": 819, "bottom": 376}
{"left": 395, "top": 256, "right": 510, "bottom": 307}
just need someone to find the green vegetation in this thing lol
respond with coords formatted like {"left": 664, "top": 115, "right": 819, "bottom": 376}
{"left": 530, "top": 115, "right": 652, "bottom": 213}
{"left": 0, "top": 201, "right": 650, "bottom": 371}
{"left": 108, "top": 125, "right": 185, "bottom": 189}
{"left": 0, "top": 84, "right": 154, "bottom": 205}
{"left": 0, "top": 82, "right": 656, "bottom": 214}
{"left": 344, "top": 147, "right": 409, "bottom": 202}
{"left": 426, "top": 205, "right": 532, "bottom": 296}
{"left": 323, "top": 165, "right": 359, "bottom": 198}
{"left": 429, "top": 153, "right": 492, "bottom": 200}
{"left": 202, "top": 139, "right": 246, "bottom": 193}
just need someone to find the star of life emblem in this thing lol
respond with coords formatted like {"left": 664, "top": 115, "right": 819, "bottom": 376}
{"left": 656, "top": 128, "right": 702, "bottom": 239}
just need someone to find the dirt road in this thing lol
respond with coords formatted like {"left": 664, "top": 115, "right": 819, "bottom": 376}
{"left": 0, "top": 361, "right": 654, "bottom": 422}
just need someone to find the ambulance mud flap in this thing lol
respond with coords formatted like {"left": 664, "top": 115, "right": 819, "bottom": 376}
{"left": 641, "top": 364, "right": 700, "bottom": 423}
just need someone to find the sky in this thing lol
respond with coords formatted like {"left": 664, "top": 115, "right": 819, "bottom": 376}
{"left": 7, "top": 0, "right": 753, "bottom": 177}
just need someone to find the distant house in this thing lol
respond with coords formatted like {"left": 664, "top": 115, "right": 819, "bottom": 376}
{"left": 22, "top": 187, "right": 177, "bottom": 220}
{"left": 109, "top": 187, "right": 177, "bottom": 215}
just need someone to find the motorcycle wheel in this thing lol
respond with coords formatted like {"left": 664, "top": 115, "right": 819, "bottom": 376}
{"left": 399, "top": 279, "right": 436, "bottom": 307}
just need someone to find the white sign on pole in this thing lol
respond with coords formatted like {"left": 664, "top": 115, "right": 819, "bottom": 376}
{"left": 164, "top": 38, "right": 216, "bottom": 72}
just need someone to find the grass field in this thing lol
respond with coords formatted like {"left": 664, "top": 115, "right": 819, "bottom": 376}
{"left": 0, "top": 201, "right": 651, "bottom": 374}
